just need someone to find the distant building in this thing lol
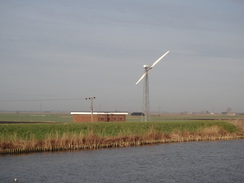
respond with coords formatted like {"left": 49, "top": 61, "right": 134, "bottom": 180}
{"left": 70, "top": 112, "right": 128, "bottom": 122}
{"left": 221, "top": 112, "right": 236, "bottom": 116}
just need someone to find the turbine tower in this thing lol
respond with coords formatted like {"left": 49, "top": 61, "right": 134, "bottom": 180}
{"left": 136, "top": 51, "right": 170, "bottom": 122}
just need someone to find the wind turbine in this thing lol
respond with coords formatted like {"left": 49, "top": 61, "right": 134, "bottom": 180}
{"left": 136, "top": 51, "right": 170, "bottom": 122}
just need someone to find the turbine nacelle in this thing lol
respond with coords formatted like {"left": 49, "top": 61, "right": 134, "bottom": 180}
{"left": 143, "top": 65, "right": 152, "bottom": 71}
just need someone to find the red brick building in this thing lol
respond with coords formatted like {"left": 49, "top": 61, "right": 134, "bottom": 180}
{"left": 70, "top": 112, "right": 128, "bottom": 122}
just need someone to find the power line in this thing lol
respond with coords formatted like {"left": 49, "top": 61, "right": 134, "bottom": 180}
{"left": 0, "top": 98, "right": 82, "bottom": 102}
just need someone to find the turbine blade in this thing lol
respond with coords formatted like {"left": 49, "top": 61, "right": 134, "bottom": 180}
{"left": 136, "top": 72, "right": 147, "bottom": 85}
{"left": 150, "top": 51, "right": 170, "bottom": 68}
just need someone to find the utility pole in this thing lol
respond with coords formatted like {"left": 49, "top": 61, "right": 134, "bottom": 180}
{"left": 85, "top": 97, "right": 96, "bottom": 122}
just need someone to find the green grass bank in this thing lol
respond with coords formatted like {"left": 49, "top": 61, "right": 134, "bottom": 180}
{"left": 1, "top": 120, "right": 243, "bottom": 154}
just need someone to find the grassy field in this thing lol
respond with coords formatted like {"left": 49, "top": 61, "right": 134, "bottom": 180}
{"left": 0, "top": 121, "right": 238, "bottom": 140}
{"left": 127, "top": 114, "right": 244, "bottom": 122}
{"left": 0, "top": 112, "right": 243, "bottom": 154}
{"left": 1, "top": 112, "right": 244, "bottom": 123}
{"left": 0, "top": 113, "right": 73, "bottom": 123}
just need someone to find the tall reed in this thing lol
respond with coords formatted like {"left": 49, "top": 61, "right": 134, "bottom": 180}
{"left": 1, "top": 122, "right": 243, "bottom": 154}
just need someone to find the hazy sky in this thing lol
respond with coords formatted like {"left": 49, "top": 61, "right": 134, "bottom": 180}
{"left": 0, "top": 0, "right": 244, "bottom": 113}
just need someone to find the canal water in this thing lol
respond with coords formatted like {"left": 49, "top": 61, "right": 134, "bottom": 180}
{"left": 0, "top": 139, "right": 243, "bottom": 183}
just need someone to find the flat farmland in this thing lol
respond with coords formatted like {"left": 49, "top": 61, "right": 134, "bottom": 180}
{"left": 1, "top": 112, "right": 244, "bottom": 123}
{"left": 0, "top": 113, "right": 73, "bottom": 123}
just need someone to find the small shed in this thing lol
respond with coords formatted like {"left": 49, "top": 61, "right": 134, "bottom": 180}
{"left": 70, "top": 112, "right": 128, "bottom": 122}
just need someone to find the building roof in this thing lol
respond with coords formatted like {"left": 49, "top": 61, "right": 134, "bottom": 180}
{"left": 70, "top": 112, "right": 128, "bottom": 115}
